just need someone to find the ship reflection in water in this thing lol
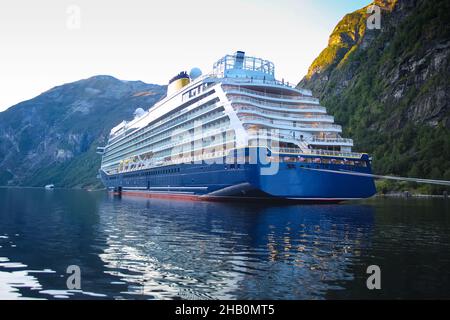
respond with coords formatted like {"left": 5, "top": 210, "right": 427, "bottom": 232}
{"left": 98, "top": 196, "right": 373, "bottom": 299}
{"left": 0, "top": 188, "right": 449, "bottom": 299}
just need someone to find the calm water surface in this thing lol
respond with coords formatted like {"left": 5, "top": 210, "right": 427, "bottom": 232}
{"left": 0, "top": 188, "right": 449, "bottom": 299}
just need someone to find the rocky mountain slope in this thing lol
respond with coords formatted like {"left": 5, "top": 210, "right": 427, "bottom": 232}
{"left": 0, "top": 76, "right": 166, "bottom": 188}
{"left": 299, "top": 0, "right": 450, "bottom": 192}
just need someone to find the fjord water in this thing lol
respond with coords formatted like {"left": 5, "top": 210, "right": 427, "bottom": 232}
{"left": 0, "top": 188, "right": 449, "bottom": 299}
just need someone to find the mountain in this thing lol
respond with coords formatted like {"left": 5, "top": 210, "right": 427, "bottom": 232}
{"left": 0, "top": 76, "right": 166, "bottom": 188}
{"left": 299, "top": 0, "right": 450, "bottom": 193}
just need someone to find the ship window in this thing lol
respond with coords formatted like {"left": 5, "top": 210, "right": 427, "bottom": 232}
{"left": 344, "top": 160, "right": 355, "bottom": 166}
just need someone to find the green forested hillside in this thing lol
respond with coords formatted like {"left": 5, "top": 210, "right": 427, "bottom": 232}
{"left": 299, "top": 0, "right": 450, "bottom": 193}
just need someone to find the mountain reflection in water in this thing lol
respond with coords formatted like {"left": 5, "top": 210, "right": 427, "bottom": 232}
{"left": 1, "top": 188, "right": 449, "bottom": 299}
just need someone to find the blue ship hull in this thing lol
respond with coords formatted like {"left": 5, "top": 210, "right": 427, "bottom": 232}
{"left": 100, "top": 148, "right": 376, "bottom": 202}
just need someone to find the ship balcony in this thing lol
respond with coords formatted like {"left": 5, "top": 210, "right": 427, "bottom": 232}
{"left": 228, "top": 95, "right": 326, "bottom": 113}
{"left": 101, "top": 112, "right": 230, "bottom": 165}
{"left": 239, "top": 115, "right": 342, "bottom": 132}
{"left": 224, "top": 86, "right": 320, "bottom": 104}
{"left": 234, "top": 105, "right": 334, "bottom": 122}
{"left": 145, "top": 126, "right": 232, "bottom": 155}
{"left": 119, "top": 137, "right": 238, "bottom": 173}
{"left": 218, "top": 76, "right": 312, "bottom": 95}
{"left": 103, "top": 101, "right": 224, "bottom": 158}
{"left": 270, "top": 147, "right": 364, "bottom": 159}
{"left": 307, "top": 137, "right": 353, "bottom": 146}
{"left": 246, "top": 133, "right": 305, "bottom": 151}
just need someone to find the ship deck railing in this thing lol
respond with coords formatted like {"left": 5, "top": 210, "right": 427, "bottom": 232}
{"left": 105, "top": 145, "right": 366, "bottom": 175}
{"left": 227, "top": 95, "right": 326, "bottom": 112}
{"left": 239, "top": 115, "right": 342, "bottom": 131}
{"left": 102, "top": 112, "right": 229, "bottom": 165}
{"left": 213, "top": 54, "right": 275, "bottom": 76}
{"left": 270, "top": 147, "right": 364, "bottom": 159}
{"left": 223, "top": 86, "right": 319, "bottom": 103}
{"left": 216, "top": 76, "right": 312, "bottom": 95}
{"left": 234, "top": 105, "right": 333, "bottom": 121}
{"left": 103, "top": 102, "right": 225, "bottom": 161}
{"left": 307, "top": 137, "right": 354, "bottom": 145}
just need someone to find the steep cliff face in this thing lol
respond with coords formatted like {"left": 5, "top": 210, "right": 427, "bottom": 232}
{"left": 299, "top": 0, "right": 450, "bottom": 190}
{"left": 0, "top": 76, "right": 166, "bottom": 188}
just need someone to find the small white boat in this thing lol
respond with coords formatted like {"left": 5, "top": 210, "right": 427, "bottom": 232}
{"left": 44, "top": 184, "right": 55, "bottom": 189}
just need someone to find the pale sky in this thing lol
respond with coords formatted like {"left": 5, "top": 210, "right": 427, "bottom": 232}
{"left": 0, "top": 0, "right": 371, "bottom": 112}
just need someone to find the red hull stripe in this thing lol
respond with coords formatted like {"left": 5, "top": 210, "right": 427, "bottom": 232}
{"left": 118, "top": 190, "right": 200, "bottom": 201}
{"left": 110, "top": 190, "right": 346, "bottom": 203}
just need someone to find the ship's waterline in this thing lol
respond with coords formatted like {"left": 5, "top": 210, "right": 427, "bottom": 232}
{"left": 98, "top": 51, "right": 376, "bottom": 201}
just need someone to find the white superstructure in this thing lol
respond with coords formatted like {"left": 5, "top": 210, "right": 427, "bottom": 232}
{"left": 99, "top": 51, "right": 357, "bottom": 175}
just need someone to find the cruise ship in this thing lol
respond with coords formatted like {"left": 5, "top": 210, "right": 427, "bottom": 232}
{"left": 98, "top": 51, "right": 376, "bottom": 202}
